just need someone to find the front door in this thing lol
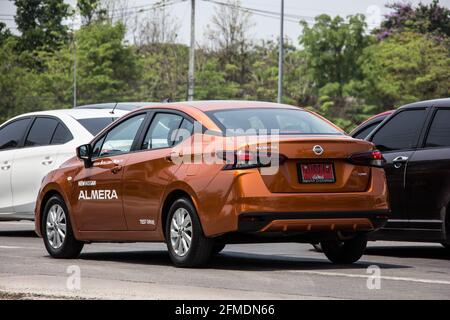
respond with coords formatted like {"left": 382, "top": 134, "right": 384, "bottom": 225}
{"left": 369, "top": 108, "right": 429, "bottom": 226}
{"left": 71, "top": 113, "right": 148, "bottom": 231}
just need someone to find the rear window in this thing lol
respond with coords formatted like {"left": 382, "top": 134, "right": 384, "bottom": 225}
{"left": 77, "top": 117, "right": 118, "bottom": 135}
{"left": 207, "top": 108, "right": 342, "bottom": 135}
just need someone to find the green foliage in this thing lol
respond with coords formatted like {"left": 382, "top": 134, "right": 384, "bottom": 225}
{"left": 75, "top": 22, "right": 140, "bottom": 104}
{"left": 0, "top": 1, "right": 448, "bottom": 134}
{"left": 360, "top": 32, "right": 450, "bottom": 111}
{"left": 0, "top": 38, "right": 41, "bottom": 123}
{"left": 77, "top": 0, "right": 107, "bottom": 25}
{"left": 0, "top": 22, "right": 12, "bottom": 45}
{"left": 376, "top": 0, "right": 450, "bottom": 43}
{"left": 14, "top": 0, "right": 71, "bottom": 52}
{"left": 300, "top": 14, "right": 374, "bottom": 97}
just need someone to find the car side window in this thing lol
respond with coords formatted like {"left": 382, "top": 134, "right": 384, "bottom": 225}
{"left": 173, "top": 119, "right": 194, "bottom": 144}
{"left": 0, "top": 118, "right": 31, "bottom": 150}
{"left": 98, "top": 114, "right": 146, "bottom": 157}
{"left": 25, "top": 117, "right": 59, "bottom": 147}
{"left": 142, "top": 113, "right": 183, "bottom": 150}
{"left": 425, "top": 109, "right": 450, "bottom": 148}
{"left": 353, "top": 122, "right": 380, "bottom": 140}
{"left": 51, "top": 123, "right": 73, "bottom": 145}
{"left": 371, "top": 109, "right": 426, "bottom": 152}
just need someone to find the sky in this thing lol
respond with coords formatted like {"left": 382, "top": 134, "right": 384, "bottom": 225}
{"left": 1, "top": 0, "right": 449, "bottom": 45}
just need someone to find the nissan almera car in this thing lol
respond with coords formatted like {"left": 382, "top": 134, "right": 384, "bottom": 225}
{"left": 35, "top": 101, "right": 389, "bottom": 267}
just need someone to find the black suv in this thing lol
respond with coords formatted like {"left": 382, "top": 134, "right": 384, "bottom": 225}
{"left": 366, "top": 98, "right": 450, "bottom": 249}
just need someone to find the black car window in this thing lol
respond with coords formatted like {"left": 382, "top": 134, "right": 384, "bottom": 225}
{"left": 51, "top": 123, "right": 73, "bottom": 145}
{"left": 0, "top": 118, "right": 31, "bottom": 150}
{"left": 142, "top": 113, "right": 183, "bottom": 150}
{"left": 371, "top": 109, "right": 426, "bottom": 152}
{"left": 99, "top": 114, "right": 146, "bottom": 157}
{"left": 173, "top": 119, "right": 194, "bottom": 144}
{"left": 77, "top": 117, "right": 118, "bottom": 135}
{"left": 425, "top": 109, "right": 450, "bottom": 148}
{"left": 25, "top": 117, "right": 59, "bottom": 147}
{"left": 92, "top": 136, "right": 106, "bottom": 158}
{"left": 353, "top": 121, "right": 380, "bottom": 140}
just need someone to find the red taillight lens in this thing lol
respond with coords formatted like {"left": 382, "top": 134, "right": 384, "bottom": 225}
{"left": 349, "top": 150, "right": 385, "bottom": 167}
{"left": 372, "top": 150, "right": 382, "bottom": 160}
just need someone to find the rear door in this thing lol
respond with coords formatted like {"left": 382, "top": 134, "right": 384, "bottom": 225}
{"left": 405, "top": 107, "right": 450, "bottom": 238}
{"left": 368, "top": 108, "right": 430, "bottom": 224}
{"left": 122, "top": 112, "right": 192, "bottom": 231}
{"left": 0, "top": 117, "right": 32, "bottom": 216}
{"left": 12, "top": 117, "right": 63, "bottom": 215}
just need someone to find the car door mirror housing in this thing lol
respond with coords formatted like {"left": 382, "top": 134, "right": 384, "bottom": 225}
{"left": 76, "top": 144, "right": 92, "bottom": 167}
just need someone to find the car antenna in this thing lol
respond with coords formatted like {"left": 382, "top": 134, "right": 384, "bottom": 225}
{"left": 110, "top": 102, "right": 118, "bottom": 115}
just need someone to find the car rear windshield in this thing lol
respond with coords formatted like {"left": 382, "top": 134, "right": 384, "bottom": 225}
{"left": 77, "top": 117, "right": 118, "bottom": 135}
{"left": 207, "top": 108, "right": 342, "bottom": 135}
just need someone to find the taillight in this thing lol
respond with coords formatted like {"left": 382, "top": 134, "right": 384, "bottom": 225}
{"left": 348, "top": 150, "right": 385, "bottom": 167}
{"left": 219, "top": 150, "right": 286, "bottom": 170}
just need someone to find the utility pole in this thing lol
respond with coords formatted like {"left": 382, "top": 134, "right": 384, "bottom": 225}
{"left": 72, "top": 14, "right": 77, "bottom": 108}
{"left": 187, "top": 0, "right": 196, "bottom": 101}
{"left": 277, "top": 0, "right": 284, "bottom": 104}
{"left": 73, "top": 43, "right": 77, "bottom": 108}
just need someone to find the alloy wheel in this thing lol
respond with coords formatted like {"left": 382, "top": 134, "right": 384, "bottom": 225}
{"left": 46, "top": 204, "right": 67, "bottom": 249}
{"left": 170, "top": 208, "right": 193, "bottom": 257}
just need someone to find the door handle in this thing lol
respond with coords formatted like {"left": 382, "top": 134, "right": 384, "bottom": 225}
{"left": 165, "top": 151, "right": 182, "bottom": 162}
{"left": 393, "top": 156, "right": 408, "bottom": 168}
{"left": 1, "top": 161, "right": 10, "bottom": 170}
{"left": 110, "top": 165, "right": 123, "bottom": 174}
{"left": 42, "top": 157, "right": 53, "bottom": 166}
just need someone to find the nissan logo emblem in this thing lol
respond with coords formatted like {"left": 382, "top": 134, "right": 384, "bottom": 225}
{"left": 313, "top": 145, "right": 324, "bottom": 155}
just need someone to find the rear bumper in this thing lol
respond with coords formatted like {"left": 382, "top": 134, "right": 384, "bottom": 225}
{"left": 238, "top": 210, "right": 389, "bottom": 233}
{"left": 198, "top": 167, "right": 390, "bottom": 237}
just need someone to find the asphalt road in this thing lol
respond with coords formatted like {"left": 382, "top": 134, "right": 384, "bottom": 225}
{"left": 0, "top": 221, "right": 449, "bottom": 300}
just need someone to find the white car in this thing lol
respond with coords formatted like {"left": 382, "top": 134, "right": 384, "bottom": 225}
{"left": 0, "top": 108, "right": 128, "bottom": 221}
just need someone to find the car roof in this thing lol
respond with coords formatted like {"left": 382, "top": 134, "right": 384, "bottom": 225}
{"left": 75, "top": 102, "right": 160, "bottom": 111}
{"left": 14, "top": 108, "right": 128, "bottom": 120}
{"left": 138, "top": 100, "right": 301, "bottom": 112}
{"left": 399, "top": 98, "right": 450, "bottom": 110}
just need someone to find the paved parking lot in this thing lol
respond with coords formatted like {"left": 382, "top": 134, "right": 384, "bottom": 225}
{"left": 0, "top": 221, "right": 449, "bottom": 300}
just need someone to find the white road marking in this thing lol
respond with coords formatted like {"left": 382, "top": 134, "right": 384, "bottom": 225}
{"left": 0, "top": 246, "right": 23, "bottom": 249}
{"left": 0, "top": 222, "right": 34, "bottom": 226}
{"left": 288, "top": 270, "right": 450, "bottom": 285}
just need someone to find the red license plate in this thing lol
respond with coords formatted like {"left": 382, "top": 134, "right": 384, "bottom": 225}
{"left": 299, "top": 163, "right": 335, "bottom": 183}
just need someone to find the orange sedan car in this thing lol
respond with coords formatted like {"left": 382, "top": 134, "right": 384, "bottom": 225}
{"left": 35, "top": 101, "right": 389, "bottom": 267}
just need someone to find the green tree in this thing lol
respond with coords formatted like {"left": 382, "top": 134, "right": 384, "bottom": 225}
{"left": 135, "top": 43, "right": 189, "bottom": 102}
{"left": 74, "top": 22, "right": 140, "bottom": 104}
{"left": 300, "top": 14, "right": 373, "bottom": 97}
{"left": 0, "top": 22, "right": 11, "bottom": 45}
{"left": 360, "top": 32, "right": 450, "bottom": 111}
{"left": 77, "top": 0, "right": 107, "bottom": 25}
{"left": 0, "top": 38, "right": 41, "bottom": 122}
{"left": 376, "top": 0, "right": 450, "bottom": 43}
{"left": 14, "top": 0, "right": 71, "bottom": 52}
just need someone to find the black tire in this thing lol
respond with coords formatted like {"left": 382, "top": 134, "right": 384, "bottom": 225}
{"left": 165, "top": 197, "right": 214, "bottom": 267}
{"left": 42, "top": 195, "right": 84, "bottom": 259}
{"left": 212, "top": 243, "right": 226, "bottom": 255}
{"left": 320, "top": 234, "right": 368, "bottom": 264}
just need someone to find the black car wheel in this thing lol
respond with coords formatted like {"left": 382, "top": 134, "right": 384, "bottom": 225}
{"left": 321, "top": 233, "right": 368, "bottom": 264}
{"left": 165, "top": 197, "right": 214, "bottom": 267}
{"left": 42, "top": 195, "right": 84, "bottom": 259}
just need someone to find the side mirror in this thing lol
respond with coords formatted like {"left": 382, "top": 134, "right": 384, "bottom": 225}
{"left": 76, "top": 144, "right": 92, "bottom": 167}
